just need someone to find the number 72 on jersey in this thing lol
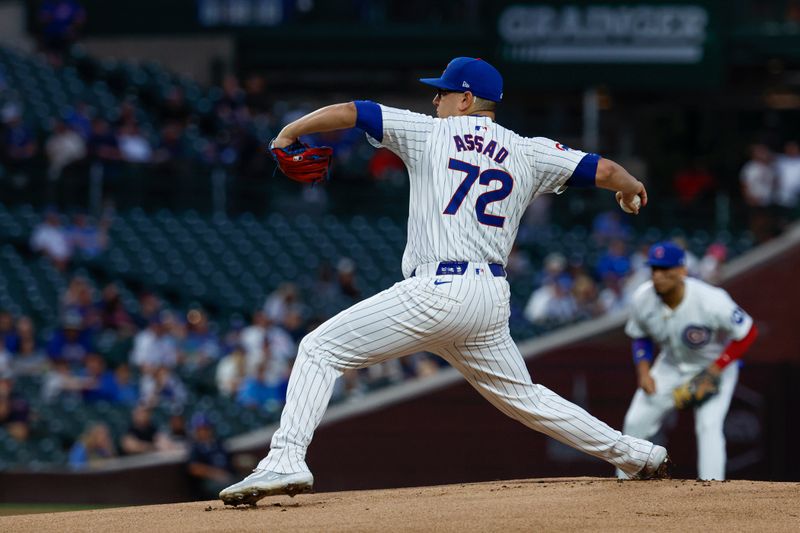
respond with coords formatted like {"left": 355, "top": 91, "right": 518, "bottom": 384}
{"left": 443, "top": 158, "right": 513, "bottom": 228}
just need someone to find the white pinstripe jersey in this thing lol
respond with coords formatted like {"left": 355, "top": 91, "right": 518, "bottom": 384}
{"left": 625, "top": 278, "right": 753, "bottom": 374}
{"left": 366, "top": 105, "right": 590, "bottom": 278}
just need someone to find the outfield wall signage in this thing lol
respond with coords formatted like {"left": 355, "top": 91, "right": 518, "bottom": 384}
{"left": 498, "top": 4, "right": 710, "bottom": 64}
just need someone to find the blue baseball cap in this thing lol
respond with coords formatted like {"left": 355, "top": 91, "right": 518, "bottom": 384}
{"left": 420, "top": 57, "right": 503, "bottom": 103}
{"left": 647, "top": 242, "right": 686, "bottom": 268}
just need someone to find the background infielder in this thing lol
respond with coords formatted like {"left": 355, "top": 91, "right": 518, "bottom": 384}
{"left": 221, "top": 57, "right": 670, "bottom": 506}
{"left": 620, "top": 242, "right": 758, "bottom": 480}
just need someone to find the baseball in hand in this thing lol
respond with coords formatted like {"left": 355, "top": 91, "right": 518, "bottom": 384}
{"left": 618, "top": 193, "right": 641, "bottom": 214}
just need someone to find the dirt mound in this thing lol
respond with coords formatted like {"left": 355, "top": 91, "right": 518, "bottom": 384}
{"left": 2, "top": 478, "right": 799, "bottom": 532}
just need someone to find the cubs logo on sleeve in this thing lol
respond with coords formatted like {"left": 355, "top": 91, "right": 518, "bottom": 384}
{"left": 731, "top": 307, "right": 746, "bottom": 325}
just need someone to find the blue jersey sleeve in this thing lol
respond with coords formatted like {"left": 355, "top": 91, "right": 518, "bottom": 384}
{"left": 354, "top": 100, "right": 383, "bottom": 143}
{"left": 565, "top": 153, "right": 600, "bottom": 188}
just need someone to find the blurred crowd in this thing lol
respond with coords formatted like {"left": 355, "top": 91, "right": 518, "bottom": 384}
{"left": 1, "top": 43, "right": 401, "bottom": 214}
{"left": 739, "top": 141, "right": 800, "bottom": 243}
{"left": 29, "top": 207, "right": 110, "bottom": 271}
{"left": 515, "top": 210, "right": 730, "bottom": 328}
{"left": 0, "top": 242, "right": 444, "bottom": 485}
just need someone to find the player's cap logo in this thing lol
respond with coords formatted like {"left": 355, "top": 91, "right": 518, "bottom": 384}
{"left": 682, "top": 325, "right": 712, "bottom": 348}
{"left": 555, "top": 143, "right": 570, "bottom": 151}
{"left": 462, "top": 81, "right": 470, "bottom": 88}
{"left": 654, "top": 246, "right": 665, "bottom": 258}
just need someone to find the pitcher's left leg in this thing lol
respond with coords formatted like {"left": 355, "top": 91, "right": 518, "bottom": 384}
{"left": 437, "top": 334, "right": 661, "bottom": 478}
{"left": 695, "top": 364, "right": 739, "bottom": 480}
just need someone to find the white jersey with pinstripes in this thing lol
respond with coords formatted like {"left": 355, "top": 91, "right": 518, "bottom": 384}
{"left": 251, "top": 103, "right": 660, "bottom": 484}
{"left": 366, "top": 105, "right": 589, "bottom": 278}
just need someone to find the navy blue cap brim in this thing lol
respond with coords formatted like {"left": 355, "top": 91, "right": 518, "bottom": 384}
{"left": 647, "top": 260, "right": 683, "bottom": 268}
{"left": 419, "top": 77, "right": 464, "bottom": 92}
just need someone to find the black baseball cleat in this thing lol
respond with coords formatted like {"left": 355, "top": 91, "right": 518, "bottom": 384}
{"left": 632, "top": 445, "right": 672, "bottom": 480}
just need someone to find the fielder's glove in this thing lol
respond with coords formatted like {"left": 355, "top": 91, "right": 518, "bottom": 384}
{"left": 269, "top": 139, "right": 333, "bottom": 184}
{"left": 672, "top": 368, "right": 721, "bottom": 410}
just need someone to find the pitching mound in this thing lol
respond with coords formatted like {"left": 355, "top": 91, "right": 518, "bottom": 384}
{"left": 2, "top": 478, "right": 799, "bottom": 532}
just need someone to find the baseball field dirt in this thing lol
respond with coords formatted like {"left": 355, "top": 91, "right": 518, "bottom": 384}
{"left": 1, "top": 477, "right": 798, "bottom": 532}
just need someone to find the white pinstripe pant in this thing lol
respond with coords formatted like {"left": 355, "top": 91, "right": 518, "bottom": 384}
{"left": 260, "top": 264, "right": 655, "bottom": 477}
{"left": 622, "top": 358, "right": 738, "bottom": 480}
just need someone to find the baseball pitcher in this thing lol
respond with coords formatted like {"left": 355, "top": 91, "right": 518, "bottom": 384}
{"left": 619, "top": 242, "right": 758, "bottom": 480}
{"left": 221, "top": 57, "right": 670, "bottom": 506}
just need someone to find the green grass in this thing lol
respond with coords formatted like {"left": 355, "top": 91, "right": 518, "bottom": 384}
{"left": 0, "top": 503, "right": 120, "bottom": 516}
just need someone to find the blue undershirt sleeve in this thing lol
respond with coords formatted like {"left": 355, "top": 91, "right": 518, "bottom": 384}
{"left": 632, "top": 338, "right": 655, "bottom": 365}
{"left": 354, "top": 100, "right": 383, "bottom": 143}
{"left": 565, "top": 153, "right": 600, "bottom": 188}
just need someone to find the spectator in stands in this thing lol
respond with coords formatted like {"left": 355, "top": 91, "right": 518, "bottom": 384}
{"left": 572, "top": 274, "right": 603, "bottom": 319}
{"left": 155, "top": 410, "right": 189, "bottom": 452}
{"left": 30, "top": 210, "right": 71, "bottom": 271}
{"left": 524, "top": 275, "right": 578, "bottom": 326}
{"left": 63, "top": 102, "right": 93, "bottom": 141}
{"left": 179, "top": 308, "right": 221, "bottom": 371}
{"left": 596, "top": 239, "right": 631, "bottom": 280}
{"left": 0, "top": 373, "right": 30, "bottom": 441}
{"left": 41, "top": 358, "right": 87, "bottom": 403}
{"left": 88, "top": 118, "right": 120, "bottom": 163}
{"left": 698, "top": 242, "right": 728, "bottom": 285}
{"left": 45, "top": 119, "right": 86, "bottom": 182}
{"left": 159, "top": 86, "right": 192, "bottom": 126}
{"left": 186, "top": 413, "right": 234, "bottom": 499}
{"left": 112, "top": 362, "right": 139, "bottom": 406}
{"left": 281, "top": 307, "right": 307, "bottom": 344}
{"left": 368, "top": 147, "right": 405, "bottom": 184}
{"left": 66, "top": 212, "right": 109, "bottom": 258}
{"left": 673, "top": 158, "right": 716, "bottom": 207}
{"left": 61, "top": 275, "right": 99, "bottom": 327}
{"left": 79, "top": 353, "right": 117, "bottom": 403}
{"left": 68, "top": 422, "right": 117, "bottom": 470}
{"left": 0, "top": 310, "right": 15, "bottom": 352}
{"left": 36, "top": 0, "right": 86, "bottom": 66}
{"left": 219, "top": 75, "right": 248, "bottom": 115}
{"left": 775, "top": 140, "right": 800, "bottom": 229}
{"left": 237, "top": 359, "right": 285, "bottom": 412}
{"left": 8, "top": 316, "right": 49, "bottom": 377}
{"left": 216, "top": 344, "right": 247, "bottom": 397}
{"left": 139, "top": 366, "right": 187, "bottom": 410}
{"left": 134, "top": 291, "right": 163, "bottom": 328}
{"left": 117, "top": 121, "right": 153, "bottom": 163}
{"left": 120, "top": 404, "right": 158, "bottom": 455}
{"left": 240, "top": 310, "right": 296, "bottom": 374}
{"left": 243, "top": 73, "right": 272, "bottom": 113}
{"left": 153, "top": 122, "right": 190, "bottom": 175}
{"left": 598, "top": 273, "right": 628, "bottom": 314}
{"left": 505, "top": 243, "right": 533, "bottom": 281}
{"left": 0, "top": 347, "right": 10, "bottom": 378}
{"left": 97, "top": 283, "right": 135, "bottom": 333}
{"left": 263, "top": 283, "right": 301, "bottom": 324}
{"left": 1, "top": 104, "right": 38, "bottom": 182}
{"left": 625, "top": 242, "right": 652, "bottom": 294}
{"left": 740, "top": 143, "right": 778, "bottom": 243}
{"left": 591, "top": 210, "right": 630, "bottom": 245}
{"left": 336, "top": 257, "right": 361, "bottom": 302}
{"left": 46, "top": 311, "right": 93, "bottom": 364}
{"left": 130, "top": 313, "right": 179, "bottom": 371}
